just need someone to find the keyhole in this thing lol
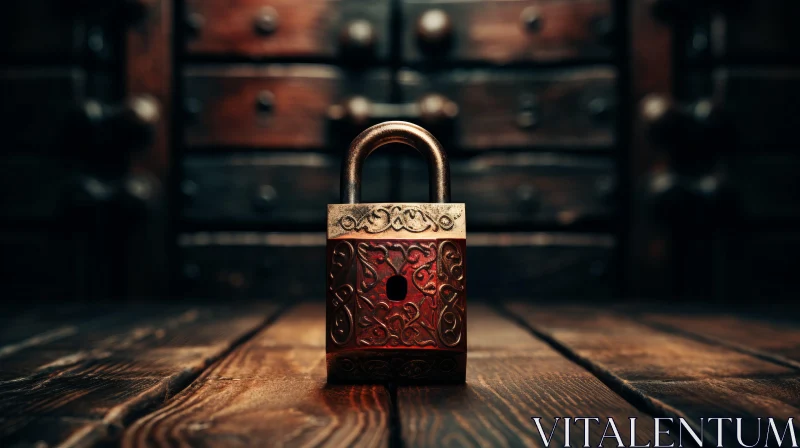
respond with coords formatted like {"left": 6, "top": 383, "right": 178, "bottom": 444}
{"left": 386, "top": 275, "right": 408, "bottom": 301}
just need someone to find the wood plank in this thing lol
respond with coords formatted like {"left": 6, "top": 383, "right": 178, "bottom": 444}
{"left": 396, "top": 304, "right": 668, "bottom": 447}
{"left": 0, "top": 302, "right": 280, "bottom": 448}
{"left": 643, "top": 312, "right": 800, "bottom": 371}
{"left": 507, "top": 303, "right": 800, "bottom": 446}
{"left": 123, "top": 303, "right": 390, "bottom": 448}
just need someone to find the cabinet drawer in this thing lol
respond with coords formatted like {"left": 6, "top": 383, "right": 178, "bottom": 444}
{"left": 714, "top": 69, "right": 800, "bottom": 148}
{"left": 182, "top": 154, "right": 390, "bottom": 225}
{"left": 401, "top": 154, "right": 614, "bottom": 227}
{"left": 401, "top": 0, "right": 613, "bottom": 64}
{"left": 711, "top": 1, "right": 800, "bottom": 59}
{"left": 184, "top": 65, "right": 391, "bottom": 149}
{"left": 185, "top": 0, "right": 390, "bottom": 60}
{"left": 399, "top": 68, "right": 616, "bottom": 150}
{"left": 178, "top": 232, "right": 615, "bottom": 298}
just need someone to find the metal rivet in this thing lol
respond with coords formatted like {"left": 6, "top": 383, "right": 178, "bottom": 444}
{"left": 256, "top": 91, "right": 275, "bottom": 113}
{"left": 254, "top": 7, "right": 279, "bottom": 36}
{"left": 595, "top": 176, "right": 615, "bottom": 201}
{"left": 516, "top": 184, "right": 541, "bottom": 213}
{"left": 691, "top": 31, "right": 709, "bottom": 53}
{"left": 518, "top": 93, "right": 538, "bottom": 111}
{"left": 592, "top": 16, "right": 614, "bottom": 42}
{"left": 181, "top": 180, "right": 198, "bottom": 200}
{"left": 517, "top": 94, "right": 540, "bottom": 130}
{"left": 520, "top": 7, "right": 543, "bottom": 32}
{"left": 253, "top": 184, "right": 278, "bottom": 211}
{"left": 341, "top": 19, "right": 376, "bottom": 52}
{"left": 589, "top": 97, "right": 611, "bottom": 121}
{"left": 516, "top": 110, "right": 539, "bottom": 130}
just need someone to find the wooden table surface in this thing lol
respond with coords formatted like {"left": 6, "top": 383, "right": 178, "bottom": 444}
{"left": 1, "top": 300, "right": 799, "bottom": 447}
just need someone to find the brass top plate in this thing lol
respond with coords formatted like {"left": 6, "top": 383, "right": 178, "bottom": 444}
{"left": 327, "top": 203, "right": 466, "bottom": 239}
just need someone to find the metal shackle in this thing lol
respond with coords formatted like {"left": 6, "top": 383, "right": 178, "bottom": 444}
{"left": 341, "top": 121, "right": 451, "bottom": 204}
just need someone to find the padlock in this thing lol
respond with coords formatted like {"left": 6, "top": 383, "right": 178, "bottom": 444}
{"left": 326, "top": 121, "right": 466, "bottom": 383}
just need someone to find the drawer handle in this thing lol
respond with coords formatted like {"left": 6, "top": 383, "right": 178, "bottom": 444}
{"left": 416, "top": 9, "right": 453, "bottom": 54}
{"left": 255, "top": 90, "right": 275, "bottom": 114}
{"left": 646, "top": 172, "right": 736, "bottom": 226}
{"left": 520, "top": 7, "right": 543, "bottom": 33}
{"left": 641, "top": 94, "right": 729, "bottom": 163}
{"left": 69, "top": 95, "right": 160, "bottom": 155}
{"left": 328, "top": 94, "right": 459, "bottom": 128}
{"left": 340, "top": 19, "right": 377, "bottom": 59}
{"left": 254, "top": 7, "right": 279, "bottom": 36}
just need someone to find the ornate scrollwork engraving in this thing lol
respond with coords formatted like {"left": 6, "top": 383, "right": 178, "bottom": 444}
{"left": 328, "top": 241, "right": 355, "bottom": 346}
{"left": 437, "top": 240, "right": 465, "bottom": 347}
{"left": 340, "top": 205, "right": 460, "bottom": 234}
{"left": 355, "top": 241, "right": 439, "bottom": 347}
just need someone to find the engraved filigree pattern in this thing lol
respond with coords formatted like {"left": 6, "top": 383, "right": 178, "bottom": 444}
{"left": 340, "top": 205, "right": 460, "bottom": 234}
{"left": 437, "top": 240, "right": 465, "bottom": 347}
{"left": 356, "top": 241, "right": 439, "bottom": 347}
{"left": 328, "top": 241, "right": 355, "bottom": 346}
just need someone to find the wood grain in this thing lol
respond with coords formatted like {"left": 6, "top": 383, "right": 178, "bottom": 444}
{"left": 402, "top": 0, "right": 613, "bottom": 63}
{"left": 124, "top": 303, "right": 390, "bottom": 448}
{"left": 0, "top": 303, "right": 280, "bottom": 447}
{"left": 507, "top": 303, "right": 800, "bottom": 445}
{"left": 643, "top": 312, "right": 800, "bottom": 370}
{"left": 396, "top": 305, "right": 668, "bottom": 447}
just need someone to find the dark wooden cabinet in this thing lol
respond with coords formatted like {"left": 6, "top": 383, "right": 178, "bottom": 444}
{"left": 630, "top": 0, "right": 800, "bottom": 300}
{"left": 1, "top": 0, "right": 170, "bottom": 299}
{"left": 5, "top": 0, "right": 798, "bottom": 303}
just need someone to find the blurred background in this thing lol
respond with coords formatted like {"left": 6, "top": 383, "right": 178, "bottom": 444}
{"left": 1, "top": 0, "right": 798, "bottom": 305}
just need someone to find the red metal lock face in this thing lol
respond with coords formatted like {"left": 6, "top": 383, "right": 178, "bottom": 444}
{"left": 326, "top": 121, "right": 466, "bottom": 383}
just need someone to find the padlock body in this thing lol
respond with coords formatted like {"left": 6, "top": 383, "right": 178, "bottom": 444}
{"left": 326, "top": 203, "right": 466, "bottom": 383}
